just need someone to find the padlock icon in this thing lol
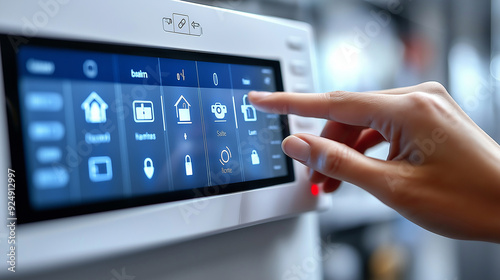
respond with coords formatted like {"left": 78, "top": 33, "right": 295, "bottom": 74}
{"left": 241, "top": 94, "right": 257, "bottom": 122}
{"left": 178, "top": 102, "right": 191, "bottom": 122}
{"left": 185, "top": 155, "right": 193, "bottom": 176}
{"left": 144, "top": 158, "right": 154, "bottom": 179}
{"left": 251, "top": 150, "right": 260, "bottom": 165}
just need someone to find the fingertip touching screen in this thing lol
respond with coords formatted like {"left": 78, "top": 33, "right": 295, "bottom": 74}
{"left": 1, "top": 35, "right": 293, "bottom": 223}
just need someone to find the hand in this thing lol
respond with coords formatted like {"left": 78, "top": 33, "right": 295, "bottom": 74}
{"left": 249, "top": 82, "right": 500, "bottom": 242}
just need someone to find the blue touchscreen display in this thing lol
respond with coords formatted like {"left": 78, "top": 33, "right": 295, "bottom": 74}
{"left": 3, "top": 37, "right": 293, "bottom": 222}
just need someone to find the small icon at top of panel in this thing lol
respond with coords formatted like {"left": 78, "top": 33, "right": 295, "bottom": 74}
{"left": 174, "top": 95, "right": 192, "bottom": 124}
{"left": 262, "top": 68, "right": 273, "bottom": 86}
{"left": 26, "top": 58, "right": 55, "bottom": 75}
{"left": 163, "top": 13, "right": 202, "bottom": 36}
{"left": 213, "top": 72, "right": 219, "bottom": 86}
{"left": 173, "top": 13, "right": 189, "bottom": 34}
{"left": 81, "top": 91, "right": 108, "bottom": 124}
{"left": 177, "top": 69, "right": 185, "bottom": 81}
{"left": 242, "top": 78, "right": 251, "bottom": 86}
{"left": 83, "top": 59, "right": 98, "bottom": 79}
{"left": 190, "top": 21, "right": 202, "bottom": 36}
{"left": 133, "top": 101, "right": 154, "bottom": 123}
{"left": 163, "top": 17, "right": 174, "bottom": 32}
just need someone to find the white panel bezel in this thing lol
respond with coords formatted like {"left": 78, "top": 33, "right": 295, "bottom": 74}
{"left": 0, "top": 0, "right": 329, "bottom": 274}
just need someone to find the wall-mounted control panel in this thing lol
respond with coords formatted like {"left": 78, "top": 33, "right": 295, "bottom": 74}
{"left": 0, "top": 0, "right": 329, "bottom": 275}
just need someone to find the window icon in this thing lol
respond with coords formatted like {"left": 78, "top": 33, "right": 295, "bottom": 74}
{"left": 174, "top": 95, "right": 192, "bottom": 124}
{"left": 241, "top": 94, "right": 257, "bottom": 122}
{"left": 81, "top": 91, "right": 108, "bottom": 123}
{"left": 211, "top": 102, "right": 227, "bottom": 122}
{"left": 133, "top": 101, "right": 154, "bottom": 123}
{"left": 88, "top": 156, "right": 113, "bottom": 182}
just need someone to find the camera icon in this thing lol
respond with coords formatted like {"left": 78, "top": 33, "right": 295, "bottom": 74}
{"left": 211, "top": 102, "right": 227, "bottom": 119}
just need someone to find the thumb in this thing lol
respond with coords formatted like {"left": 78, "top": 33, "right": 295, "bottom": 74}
{"left": 282, "top": 134, "right": 393, "bottom": 196}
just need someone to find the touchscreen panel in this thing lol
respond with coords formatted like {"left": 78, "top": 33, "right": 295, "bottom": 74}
{"left": 1, "top": 36, "right": 293, "bottom": 223}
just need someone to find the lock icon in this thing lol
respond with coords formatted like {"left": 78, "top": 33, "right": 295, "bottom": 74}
{"left": 144, "top": 158, "right": 154, "bottom": 179}
{"left": 185, "top": 155, "right": 193, "bottom": 176}
{"left": 178, "top": 102, "right": 191, "bottom": 122}
{"left": 241, "top": 94, "right": 257, "bottom": 122}
{"left": 251, "top": 150, "right": 260, "bottom": 165}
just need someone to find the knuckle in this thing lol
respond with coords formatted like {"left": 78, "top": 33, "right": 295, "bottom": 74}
{"left": 407, "top": 91, "right": 433, "bottom": 106}
{"left": 420, "top": 81, "right": 448, "bottom": 95}
{"left": 320, "top": 144, "right": 351, "bottom": 177}
{"left": 405, "top": 91, "right": 447, "bottom": 116}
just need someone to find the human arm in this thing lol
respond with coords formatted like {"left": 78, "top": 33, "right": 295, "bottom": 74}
{"left": 248, "top": 82, "right": 500, "bottom": 242}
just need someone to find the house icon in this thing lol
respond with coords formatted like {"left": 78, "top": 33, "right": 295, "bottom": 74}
{"left": 81, "top": 91, "right": 108, "bottom": 123}
{"left": 174, "top": 95, "right": 191, "bottom": 124}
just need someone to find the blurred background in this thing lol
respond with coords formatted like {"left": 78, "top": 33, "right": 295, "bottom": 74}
{"left": 186, "top": 0, "right": 500, "bottom": 279}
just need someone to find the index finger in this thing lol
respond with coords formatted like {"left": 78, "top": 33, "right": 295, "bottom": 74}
{"left": 248, "top": 90, "right": 398, "bottom": 128}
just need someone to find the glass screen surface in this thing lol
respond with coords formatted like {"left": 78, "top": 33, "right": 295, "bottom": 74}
{"left": 1, "top": 36, "right": 293, "bottom": 223}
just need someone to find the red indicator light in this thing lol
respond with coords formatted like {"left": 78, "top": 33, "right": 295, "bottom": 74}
{"left": 311, "top": 184, "right": 319, "bottom": 196}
